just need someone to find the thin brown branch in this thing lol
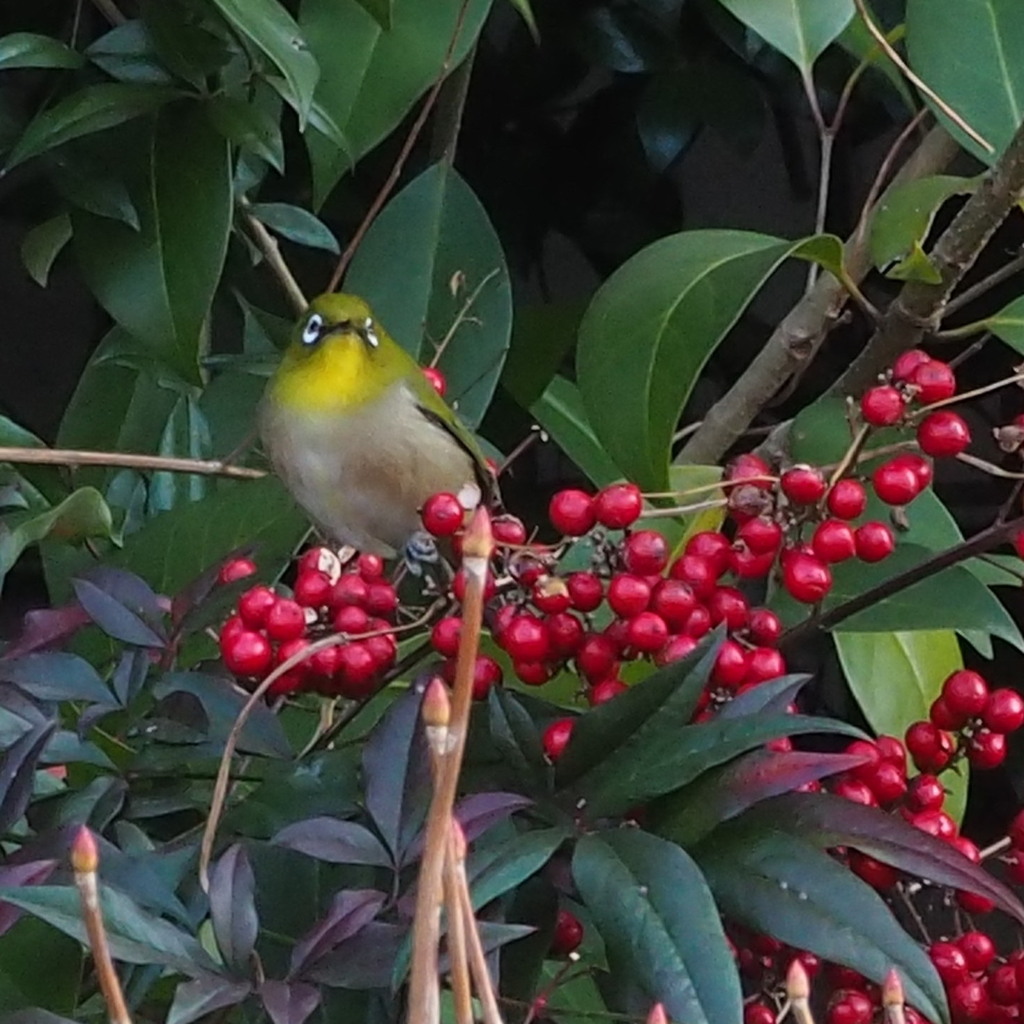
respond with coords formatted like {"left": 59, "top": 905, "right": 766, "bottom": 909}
{"left": 678, "top": 124, "right": 959, "bottom": 464}
{"left": 944, "top": 249, "right": 1024, "bottom": 316}
{"left": 240, "top": 201, "right": 307, "bottom": 314}
{"left": 456, "top": 856, "right": 504, "bottom": 1024}
{"left": 327, "top": 0, "right": 472, "bottom": 292}
{"left": 90, "top": 0, "right": 127, "bottom": 25}
{"left": 833, "top": 115, "right": 1024, "bottom": 397}
{"left": 0, "top": 446, "right": 265, "bottom": 480}
{"left": 445, "top": 825, "right": 474, "bottom": 1024}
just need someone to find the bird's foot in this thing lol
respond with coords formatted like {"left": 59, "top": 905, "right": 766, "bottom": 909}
{"left": 403, "top": 531, "right": 440, "bottom": 575}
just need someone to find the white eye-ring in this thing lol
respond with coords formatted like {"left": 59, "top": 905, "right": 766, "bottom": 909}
{"left": 363, "top": 317, "right": 379, "bottom": 348}
{"left": 301, "top": 313, "right": 323, "bottom": 345}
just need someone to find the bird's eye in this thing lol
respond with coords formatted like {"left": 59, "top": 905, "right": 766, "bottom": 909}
{"left": 363, "top": 317, "right": 379, "bottom": 348}
{"left": 301, "top": 313, "right": 323, "bottom": 346}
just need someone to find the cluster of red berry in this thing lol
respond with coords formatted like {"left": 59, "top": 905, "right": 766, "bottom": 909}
{"left": 928, "top": 929, "right": 1023, "bottom": 1024}
{"left": 216, "top": 549, "right": 398, "bottom": 699}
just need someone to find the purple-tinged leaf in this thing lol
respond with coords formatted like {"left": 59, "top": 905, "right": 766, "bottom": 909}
{"left": 170, "top": 543, "right": 255, "bottom": 626}
{"left": 306, "top": 921, "right": 404, "bottom": 989}
{"left": 273, "top": 818, "right": 391, "bottom": 867}
{"left": 742, "top": 792, "right": 1024, "bottom": 922}
{"left": 3, "top": 603, "right": 91, "bottom": 658}
{"left": 85, "top": 566, "right": 166, "bottom": 622}
{"left": 467, "top": 826, "right": 569, "bottom": 909}
{"left": 209, "top": 844, "right": 259, "bottom": 972}
{"left": 0, "top": 859, "right": 55, "bottom": 935}
{"left": 405, "top": 792, "right": 533, "bottom": 860}
{"left": 0, "top": 719, "right": 56, "bottom": 833}
{"left": 0, "top": 653, "right": 113, "bottom": 704}
{"left": 715, "top": 674, "right": 812, "bottom": 720}
{"left": 110, "top": 648, "right": 150, "bottom": 706}
{"left": 289, "top": 889, "right": 386, "bottom": 977}
{"left": 72, "top": 577, "right": 165, "bottom": 648}
{"left": 167, "top": 976, "right": 252, "bottom": 1024}
{"left": 656, "top": 750, "right": 873, "bottom": 847}
{"left": 363, "top": 685, "right": 430, "bottom": 861}
{"left": 1, "top": 1011, "right": 80, "bottom": 1024}
{"left": 260, "top": 980, "right": 321, "bottom": 1024}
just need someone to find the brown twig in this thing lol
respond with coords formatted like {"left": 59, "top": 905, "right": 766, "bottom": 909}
{"left": 678, "top": 125, "right": 959, "bottom": 465}
{"left": 327, "top": 0, "right": 472, "bottom": 292}
{"left": 455, "top": 855, "right": 504, "bottom": 1024}
{"left": 72, "top": 828, "right": 132, "bottom": 1024}
{"left": 240, "top": 201, "right": 307, "bottom": 314}
{"left": 0, "top": 446, "right": 265, "bottom": 480}
{"left": 944, "top": 249, "right": 1024, "bottom": 316}
{"left": 445, "top": 823, "right": 474, "bottom": 1024}
{"left": 89, "top": 0, "right": 127, "bottom": 25}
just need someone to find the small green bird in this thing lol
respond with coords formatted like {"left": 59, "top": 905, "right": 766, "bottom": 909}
{"left": 259, "top": 293, "right": 495, "bottom": 559}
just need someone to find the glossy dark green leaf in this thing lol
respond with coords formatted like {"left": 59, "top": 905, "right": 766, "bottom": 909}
{"left": 0, "top": 652, "right": 112, "bottom": 703}
{"left": 636, "top": 68, "right": 699, "bottom": 171}
{"left": 699, "top": 828, "right": 948, "bottom": 1023}
{"left": 250, "top": 202, "right": 339, "bottom": 253}
{"left": 0, "top": 721, "right": 55, "bottom": 834}
{"left": 0, "top": 885, "right": 217, "bottom": 976}
{"left": 986, "top": 293, "right": 1024, "bottom": 353}
{"left": 576, "top": 231, "right": 842, "bottom": 487}
{"left": 716, "top": 0, "right": 854, "bottom": 72}
{"left": 345, "top": 163, "right": 511, "bottom": 428}
{"left": 353, "top": 0, "right": 392, "bottom": 28}
{"left": 209, "top": 844, "right": 259, "bottom": 972}
{"left": 487, "top": 688, "right": 550, "bottom": 796}
{"left": 73, "top": 105, "right": 231, "bottom": 383}
{"left": 20, "top": 214, "right": 71, "bottom": 288}
{"left": 0, "top": 919, "right": 83, "bottom": 1016}
{"left": 906, "top": 0, "right": 1024, "bottom": 164}
{"left": 6, "top": 84, "right": 175, "bottom": 170}
{"left": 0, "top": 33, "right": 84, "bottom": 70}
{"left": 468, "top": 827, "right": 569, "bottom": 909}
{"left": 207, "top": 94, "right": 284, "bottom": 172}
{"left": 300, "top": 0, "right": 492, "bottom": 206}
{"left": 574, "top": 831, "right": 740, "bottom": 1024}
{"left": 210, "top": 0, "right": 319, "bottom": 124}
{"left": 85, "top": 21, "right": 174, "bottom": 84}
{"left": 50, "top": 157, "right": 140, "bottom": 229}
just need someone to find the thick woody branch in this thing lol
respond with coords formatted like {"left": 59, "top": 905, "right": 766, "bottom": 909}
{"left": 833, "top": 115, "right": 1024, "bottom": 397}
{"left": 679, "top": 125, "right": 959, "bottom": 465}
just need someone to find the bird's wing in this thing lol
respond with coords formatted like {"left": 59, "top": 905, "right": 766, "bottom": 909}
{"left": 415, "top": 401, "right": 500, "bottom": 508}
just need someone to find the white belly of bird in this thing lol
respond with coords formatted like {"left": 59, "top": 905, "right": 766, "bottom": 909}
{"left": 261, "top": 382, "right": 478, "bottom": 556}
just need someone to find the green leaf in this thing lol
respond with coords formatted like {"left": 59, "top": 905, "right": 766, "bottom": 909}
{"left": 0, "top": 886, "right": 216, "bottom": 977}
{"left": 73, "top": 105, "right": 231, "bottom": 382}
{"left": 985, "top": 292, "right": 1024, "bottom": 354}
{"left": 468, "top": 827, "right": 569, "bottom": 909}
{"left": 50, "top": 157, "right": 140, "bottom": 229}
{"left": 506, "top": 0, "right": 539, "bottom": 41}
{"left": 906, "top": 0, "right": 1024, "bottom": 164}
{"left": 0, "top": 33, "right": 84, "bottom": 71}
{"left": 207, "top": 93, "right": 284, "bottom": 172}
{"left": 573, "top": 831, "right": 741, "bottom": 1024}
{"left": 209, "top": 0, "right": 319, "bottom": 125}
{"left": 576, "top": 230, "right": 842, "bottom": 488}
{"left": 85, "top": 21, "right": 174, "bottom": 85}
{"left": 528, "top": 376, "right": 621, "bottom": 488}
{"left": 834, "top": 630, "right": 963, "bottom": 737}
{"left": 696, "top": 829, "right": 948, "bottom": 1024}
{"left": 869, "top": 175, "right": 977, "bottom": 271}
{"left": 300, "top": 0, "right": 492, "bottom": 207}
{"left": 20, "top": 214, "right": 71, "bottom": 288}
{"left": 6, "top": 84, "right": 175, "bottom": 170}
{"left": 715, "top": 0, "right": 854, "bottom": 73}
{"left": 502, "top": 302, "right": 584, "bottom": 410}
{"left": 353, "top": 0, "right": 392, "bottom": 28}
{"left": 344, "top": 162, "right": 512, "bottom": 429}
{"left": 0, "top": 918, "right": 83, "bottom": 1016}
{"left": 250, "top": 202, "right": 339, "bottom": 253}
{"left": 111, "top": 477, "right": 307, "bottom": 595}
{"left": 884, "top": 241, "right": 942, "bottom": 285}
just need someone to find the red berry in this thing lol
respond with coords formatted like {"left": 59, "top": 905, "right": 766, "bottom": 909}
{"left": 982, "top": 688, "right": 1024, "bottom": 732}
{"left": 942, "top": 669, "right": 989, "bottom": 718}
{"left": 861, "top": 385, "right": 905, "bottom": 426}
{"left": 331, "top": 573, "right": 369, "bottom": 609}
{"left": 220, "top": 628, "right": 272, "bottom": 677}
{"left": 546, "top": 612, "right": 585, "bottom": 659}
{"left": 333, "top": 604, "right": 370, "bottom": 635}
{"left": 577, "top": 633, "right": 619, "bottom": 682}
{"left": 967, "top": 729, "right": 1006, "bottom": 769}
{"left": 812, "top": 519, "right": 857, "bottom": 563}
{"left": 958, "top": 931, "right": 996, "bottom": 973}
{"left": 929, "top": 940, "right": 969, "bottom": 985}
{"left": 549, "top": 489, "right": 596, "bottom": 536}
{"left": 682, "top": 606, "right": 712, "bottom": 637}
{"left": 848, "top": 850, "right": 899, "bottom": 889}
{"left": 833, "top": 777, "right": 876, "bottom": 806}
{"left": 782, "top": 552, "right": 832, "bottom": 604}
{"left": 607, "top": 574, "right": 651, "bottom": 618}
{"left": 502, "top": 614, "right": 550, "bottom": 662}
{"left": 650, "top": 579, "right": 698, "bottom": 630}
{"left": 917, "top": 410, "right": 971, "bottom": 457}
{"left": 726, "top": 453, "right": 772, "bottom": 488}
{"left": 905, "top": 721, "right": 955, "bottom": 773}
{"left": 657, "top": 634, "right": 698, "bottom": 665}
{"left": 745, "top": 647, "right": 786, "bottom": 683}
{"left": 308, "top": 644, "right": 341, "bottom": 684}
{"left": 736, "top": 517, "right": 783, "bottom": 556}
{"left": 366, "top": 582, "right": 398, "bottom": 618}
{"left": 515, "top": 660, "right": 551, "bottom": 686}
{"left": 707, "top": 586, "right": 749, "bottom": 630}
{"left": 265, "top": 598, "right": 307, "bottom": 642}
{"left": 422, "top": 366, "right": 446, "bottom": 395}
{"left": 781, "top": 465, "right": 827, "bottom": 504}
{"left": 356, "top": 553, "right": 385, "bottom": 580}
{"left": 989, "top": 965, "right": 1020, "bottom": 1007}
{"left": 906, "top": 773, "right": 945, "bottom": 811}
{"left": 745, "top": 1003, "right": 776, "bottom": 1024}
{"left": 218, "top": 556, "right": 257, "bottom": 584}
{"left": 748, "top": 608, "right": 783, "bottom": 645}
{"left": 862, "top": 760, "right": 907, "bottom": 804}
{"left": 588, "top": 677, "right": 628, "bottom": 705}
{"left": 431, "top": 616, "right": 462, "bottom": 657}
{"left": 452, "top": 568, "right": 496, "bottom": 603}
{"left": 872, "top": 459, "right": 923, "bottom": 505}
{"left": 827, "top": 991, "right": 874, "bottom": 1024}
{"left": 492, "top": 514, "right": 527, "bottom": 546}
{"left": 892, "top": 349, "right": 931, "bottom": 382}
{"left": 668, "top": 553, "right": 717, "bottom": 599}
{"left": 531, "top": 577, "right": 571, "bottom": 615}
{"left": 622, "top": 530, "right": 668, "bottom": 575}
{"left": 826, "top": 479, "right": 868, "bottom": 520}
{"left": 593, "top": 483, "right": 643, "bottom": 529}
{"left": 542, "top": 718, "right": 575, "bottom": 761}
{"left": 627, "top": 611, "right": 669, "bottom": 653}
{"left": 1014, "top": 530, "right": 1024, "bottom": 560}
{"left": 854, "top": 521, "right": 895, "bottom": 563}
{"left": 876, "top": 735, "right": 907, "bottom": 767}
{"left": 469, "top": 655, "right": 503, "bottom": 699}
{"left": 238, "top": 585, "right": 277, "bottom": 628}
{"left": 566, "top": 571, "right": 604, "bottom": 612}
{"left": 909, "top": 359, "right": 957, "bottom": 404}
{"left": 729, "top": 545, "right": 776, "bottom": 579}
{"left": 888, "top": 452, "right": 933, "bottom": 490}
{"left": 294, "top": 570, "right": 332, "bottom": 608}
{"left": 712, "top": 639, "right": 748, "bottom": 689}
{"left": 550, "top": 909, "right": 583, "bottom": 955}
{"left": 684, "top": 531, "right": 732, "bottom": 576}
{"left": 910, "top": 807, "right": 957, "bottom": 840}
{"left": 931, "top": 695, "right": 966, "bottom": 730}
{"left": 336, "top": 642, "right": 378, "bottom": 697}
{"left": 421, "top": 492, "right": 464, "bottom": 537}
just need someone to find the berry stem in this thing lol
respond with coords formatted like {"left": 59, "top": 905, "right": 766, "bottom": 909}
{"left": 637, "top": 498, "right": 729, "bottom": 519}
{"left": 642, "top": 475, "right": 778, "bottom": 501}
{"left": 912, "top": 369, "right": 1024, "bottom": 416}
{"left": 826, "top": 423, "right": 871, "bottom": 490}
{"left": 0, "top": 445, "right": 264, "bottom": 480}
{"left": 957, "top": 451, "right": 1024, "bottom": 480}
